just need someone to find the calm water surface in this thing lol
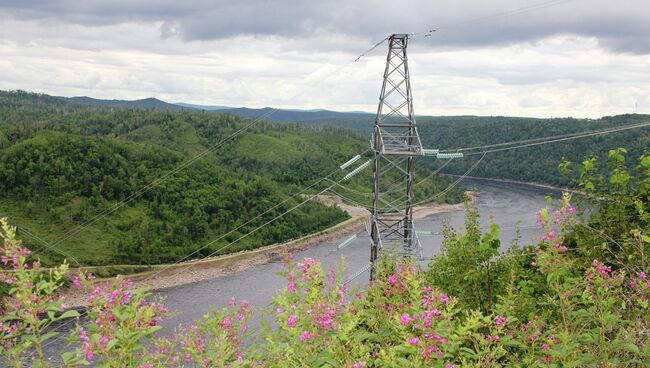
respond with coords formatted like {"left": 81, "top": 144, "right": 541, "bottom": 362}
{"left": 40, "top": 179, "right": 561, "bottom": 360}
{"left": 157, "top": 179, "right": 560, "bottom": 330}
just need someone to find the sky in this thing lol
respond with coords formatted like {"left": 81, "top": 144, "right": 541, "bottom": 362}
{"left": 0, "top": 0, "right": 649, "bottom": 118}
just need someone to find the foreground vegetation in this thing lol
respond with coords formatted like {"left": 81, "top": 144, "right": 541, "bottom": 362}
{"left": 0, "top": 149, "right": 647, "bottom": 367}
{"left": 0, "top": 91, "right": 461, "bottom": 267}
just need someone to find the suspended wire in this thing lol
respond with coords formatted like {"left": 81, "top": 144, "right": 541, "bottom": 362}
{"left": 354, "top": 37, "right": 389, "bottom": 62}
{"left": 41, "top": 154, "right": 376, "bottom": 341}
{"left": 34, "top": 36, "right": 397, "bottom": 342}
{"left": 27, "top": 35, "right": 391, "bottom": 258}
{"left": 16, "top": 226, "right": 81, "bottom": 267}
{"left": 409, "top": 121, "right": 650, "bottom": 206}
{"left": 324, "top": 187, "right": 373, "bottom": 210}
{"left": 413, "top": 153, "right": 487, "bottom": 207}
{"left": 21, "top": 155, "right": 372, "bottom": 350}
{"left": 439, "top": 121, "right": 650, "bottom": 154}
{"left": 142, "top": 149, "right": 371, "bottom": 282}
{"left": 44, "top": 157, "right": 378, "bottom": 347}
{"left": 460, "top": 121, "right": 650, "bottom": 156}
{"left": 31, "top": 110, "right": 276, "bottom": 256}
{"left": 414, "top": 158, "right": 453, "bottom": 186}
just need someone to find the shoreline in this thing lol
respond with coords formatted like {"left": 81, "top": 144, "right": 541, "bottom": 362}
{"left": 59, "top": 196, "right": 466, "bottom": 308}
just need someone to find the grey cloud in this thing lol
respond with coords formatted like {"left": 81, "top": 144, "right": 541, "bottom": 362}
{"left": 0, "top": 0, "right": 649, "bottom": 54}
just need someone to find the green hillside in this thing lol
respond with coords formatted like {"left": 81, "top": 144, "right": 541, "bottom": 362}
{"left": 0, "top": 91, "right": 461, "bottom": 267}
{"left": 289, "top": 114, "right": 650, "bottom": 186}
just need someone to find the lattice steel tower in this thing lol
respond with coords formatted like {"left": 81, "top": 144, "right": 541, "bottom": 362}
{"left": 369, "top": 34, "right": 424, "bottom": 279}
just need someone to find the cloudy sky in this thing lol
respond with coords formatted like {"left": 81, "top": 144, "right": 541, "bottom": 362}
{"left": 1, "top": 0, "right": 649, "bottom": 118}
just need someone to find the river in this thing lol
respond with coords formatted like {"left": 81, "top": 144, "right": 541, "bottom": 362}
{"left": 38, "top": 179, "right": 561, "bottom": 360}
{"left": 156, "top": 179, "right": 559, "bottom": 331}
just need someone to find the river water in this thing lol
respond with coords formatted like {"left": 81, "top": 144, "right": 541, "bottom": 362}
{"left": 156, "top": 179, "right": 559, "bottom": 331}
{"left": 38, "top": 179, "right": 561, "bottom": 360}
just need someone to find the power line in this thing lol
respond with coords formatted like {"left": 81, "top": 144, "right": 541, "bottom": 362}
{"left": 411, "top": 121, "right": 650, "bottom": 205}
{"left": 27, "top": 35, "right": 392, "bottom": 259}
{"left": 142, "top": 150, "right": 370, "bottom": 281}
{"left": 40, "top": 155, "right": 376, "bottom": 343}
{"left": 461, "top": 121, "right": 650, "bottom": 156}
{"left": 31, "top": 110, "right": 276, "bottom": 257}
{"left": 44, "top": 156, "right": 372, "bottom": 342}
{"left": 413, "top": 153, "right": 487, "bottom": 207}
{"left": 154, "top": 163, "right": 372, "bottom": 278}
{"left": 439, "top": 121, "right": 650, "bottom": 154}
{"left": 16, "top": 226, "right": 81, "bottom": 267}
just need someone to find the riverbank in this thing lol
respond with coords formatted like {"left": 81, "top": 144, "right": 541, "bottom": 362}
{"left": 59, "top": 196, "right": 466, "bottom": 308}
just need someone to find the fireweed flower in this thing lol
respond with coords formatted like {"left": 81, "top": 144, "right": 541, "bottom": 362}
{"left": 287, "top": 315, "right": 299, "bottom": 328}
{"left": 591, "top": 260, "right": 612, "bottom": 279}
{"left": 408, "top": 337, "right": 420, "bottom": 346}
{"left": 299, "top": 331, "right": 312, "bottom": 342}
{"left": 287, "top": 282, "right": 297, "bottom": 292}
{"left": 400, "top": 313, "right": 414, "bottom": 326}
{"left": 495, "top": 316, "right": 509, "bottom": 328}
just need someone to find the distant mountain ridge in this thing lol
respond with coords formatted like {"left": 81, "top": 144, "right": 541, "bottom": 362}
{"left": 66, "top": 96, "right": 186, "bottom": 110}
{"left": 174, "top": 102, "right": 231, "bottom": 111}
{"left": 59, "top": 95, "right": 373, "bottom": 122}
{"left": 210, "top": 106, "right": 372, "bottom": 122}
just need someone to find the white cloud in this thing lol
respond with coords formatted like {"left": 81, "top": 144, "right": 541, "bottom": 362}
{"left": 0, "top": 11, "right": 649, "bottom": 118}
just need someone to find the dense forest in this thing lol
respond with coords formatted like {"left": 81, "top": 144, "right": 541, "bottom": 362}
{"left": 0, "top": 90, "right": 461, "bottom": 267}
{"left": 23, "top": 93, "right": 650, "bottom": 187}
{"left": 286, "top": 114, "right": 650, "bottom": 186}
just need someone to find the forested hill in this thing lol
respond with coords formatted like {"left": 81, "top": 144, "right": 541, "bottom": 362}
{"left": 287, "top": 114, "right": 650, "bottom": 186}
{"left": 0, "top": 91, "right": 461, "bottom": 267}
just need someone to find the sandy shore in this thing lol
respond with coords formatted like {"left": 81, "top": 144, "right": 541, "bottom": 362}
{"left": 60, "top": 195, "right": 466, "bottom": 308}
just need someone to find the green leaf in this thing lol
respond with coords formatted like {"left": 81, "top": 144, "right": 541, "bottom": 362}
{"left": 57, "top": 310, "right": 80, "bottom": 320}
{"left": 625, "top": 343, "right": 640, "bottom": 354}
{"left": 40, "top": 331, "right": 59, "bottom": 342}
{"left": 148, "top": 325, "right": 163, "bottom": 334}
{"left": 106, "top": 338, "right": 119, "bottom": 351}
{"left": 113, "top": 307, "right": 125, "bottom": 322}
{"left": 62, "top": 351, "right": 87, "bottom": 365}
{"left": 640, "top": 155, "right": 650, "bottom": 168}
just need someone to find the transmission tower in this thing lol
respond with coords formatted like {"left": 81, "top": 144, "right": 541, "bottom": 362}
{"left": 369, "top": 34, "right": 424, "bottom": 279}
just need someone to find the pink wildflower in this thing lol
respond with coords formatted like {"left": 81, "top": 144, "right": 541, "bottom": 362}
{"left": 287, "top": 315, "right": 299, "bottom": 328}
{"left": 408, "top": 337, "right": 420, "bottom": 346}
{"left": 495, "top": 316, "right": 509, "bottom": 328}
{"left": 400, "top": 313, "right": 414, "bottom": 326}
{"left": 438, "top": 294, "right": 449, "bottom": 304}
{"left": 299, "top": 331, "right": 311, "bottom": 342}
{"left": 352, "top": 362, "right": 366, "bottom": 368}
